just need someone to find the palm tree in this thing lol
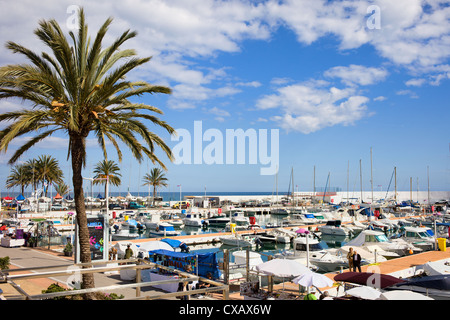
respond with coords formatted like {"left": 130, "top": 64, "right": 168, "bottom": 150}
{"left": 35, "top": 155, "right": 64, "bottom": 196}
{"left": 142, "top": 168, "right": 168, "bottom": 206}
{"left": 93, "top": 159, "right": 121, "bottom": 203}
{"left": 0, "top": 8, "right": 174, "bottom": 295}
{"left": 55, "top": 182, "right": 70, "bottom": 198}
{"left": 6, "top": 164, "right": 29, "bottom": 195}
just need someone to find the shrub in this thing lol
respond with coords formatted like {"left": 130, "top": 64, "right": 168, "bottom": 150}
{"left": 0, "top": 256, "right": 10, "bottom": 270}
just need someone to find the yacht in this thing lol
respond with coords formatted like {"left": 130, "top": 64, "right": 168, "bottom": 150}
{"left": 398, "top": 226, "right": 436, "bottom": 251}
{"left": 344, "top": 229, "right": 420, "bottom": 259}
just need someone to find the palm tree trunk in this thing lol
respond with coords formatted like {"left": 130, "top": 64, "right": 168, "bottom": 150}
{"left": 71, "top": 134, "right": 96, "bottom": 297}
{"left": 153, "top": 185, "right": 156, "bottom": 206}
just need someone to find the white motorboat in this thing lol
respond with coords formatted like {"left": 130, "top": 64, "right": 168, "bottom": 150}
{"left": 275, "top": 235, "right": 347, "bottom": 272}
{"left": 270, "top": 208, "right": 289, "bottom": 215}
{"left": 219, "top": 234, "right": 255, "bottom": 248}
{"left": 182, "top": 213, "right": 205, "bottom": 228}
{"left": 166, "top": 219, "right": 185, "bottom": 229}
{"left": 256, "top": 229, "right": 291, "bottom": 244}
{"left": 344, "top": 229, "right": 416, "bottom": 259}
{"left": 206, "top": 215, "right": 230, "bottom": 227}
{"left": 148, "top": 222, "right": 181, "bottom": 237}
{"left": 398, "top": 226, "right": 436, "bottom": 251}
{"left": 318, "top": 220, "right": 352, "bottom": 236}
{"left": 111, "top": 229, "right": 142, "bottom": 241}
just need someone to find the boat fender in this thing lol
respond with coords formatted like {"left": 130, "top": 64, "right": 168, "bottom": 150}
{"left": 156, "top": 226, "right": 159, "bottom": 232}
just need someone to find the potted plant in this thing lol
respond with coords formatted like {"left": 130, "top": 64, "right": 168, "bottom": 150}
{"left": 28, "top": 236, "right": 37, "bottom": 248}
{"left": 63, "top": 242, "right": 73, "bottom": 257}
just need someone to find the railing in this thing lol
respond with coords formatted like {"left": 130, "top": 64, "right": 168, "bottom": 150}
{"left": 0, "top": 258, "right": 229, "bottom": 300}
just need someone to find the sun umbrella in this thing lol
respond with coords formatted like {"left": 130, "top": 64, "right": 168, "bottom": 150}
{"left": 296, "top": 228, "right": 309, "bottom": 234}
{"left": 346, "top": 286, "right": 381, "bottom": 300}
{"left": 256, "top": 259, "right": 310, "bottom": 277}
{"left": 292, "top": 271, "right": 334, "bottom": 288}
{"left": 378, "top": 290, "right": 434, "bottom": 300}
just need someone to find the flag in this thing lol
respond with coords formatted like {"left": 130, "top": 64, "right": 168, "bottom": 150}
{"left": 177, "top": 185, "right": 181, "bottom": 187}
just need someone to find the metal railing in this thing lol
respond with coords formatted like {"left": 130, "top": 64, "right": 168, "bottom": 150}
{"left": 0, "top": 258, "right": 229, "bottom": 300}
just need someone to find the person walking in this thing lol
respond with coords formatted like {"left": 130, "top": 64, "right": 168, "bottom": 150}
{"left": 346, "top": 247, "right": 354, "bottom": 271}
{"left": 353, "top": 250, "right": 362, "bottom": 272}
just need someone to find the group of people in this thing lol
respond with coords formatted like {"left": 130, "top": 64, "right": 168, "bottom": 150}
{"left": 346, "top": 247, "right": 362, "bottom": 272}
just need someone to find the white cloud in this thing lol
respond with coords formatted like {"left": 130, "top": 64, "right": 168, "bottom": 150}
{"left": 236, "top": 81, "right": 262, "bottom": 88}
{"left": 257, "top": 82, "right": 369, "bottom": 134}
{"left": 396, "top": 90, "right": 419, "bottom": 99}
{"left": 324, "top": 65, "right": 388, "bottom": 86}
{"left": 374, "top": 96, "right": 387, "bottom": 102}
{"left": 405, "top": 78, "right": 427, "bottom": 87}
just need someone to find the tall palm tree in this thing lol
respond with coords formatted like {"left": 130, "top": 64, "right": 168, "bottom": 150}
{"left": 6, "top": 164, "right": 29, "bottom": 195}
{"left": 142, "top": 168, "right": 168, "bottom": 206}
{"left": 0, "top": 8, "right": 174, "bottom": 295}
{"left": 35, "top": 155, "right": 64, "bottom": 196}
{"left": 93, "top": 159, "right": 121, "bottom": 202}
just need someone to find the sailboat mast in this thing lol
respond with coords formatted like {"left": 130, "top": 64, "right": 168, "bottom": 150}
{"left": 370, "top": 147, "right": 374, "bottom": 203}
{"left": 347, "top": 160, "right": 349, "bottom": 206}
{"left": 394, "top": 166, "right": 397, "bottom": 203}
{"left": 360, "top": 159, "right": 363, "bottom": 203}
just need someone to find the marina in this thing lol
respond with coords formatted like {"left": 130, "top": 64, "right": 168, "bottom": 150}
{"left": 1, "top": 192, "right": 450, "bottom": 301}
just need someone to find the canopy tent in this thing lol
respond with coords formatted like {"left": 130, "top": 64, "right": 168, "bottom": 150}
{"left": 97, "top": 193, "right": 104, "bottom": 199}
{"left": 16, "top": 194, "right": 25, "bottom": 202}
{"left": 54, "top": 193, "right": 62, "bottom": 200}
{"left": 334, "top": 272, "right": 405, "bottom": 289}
{"left": 148, "top": 249, "right": 221, "bottom": 279}
{"left": 256, "top": 259, "right": 310, "bottom": 278}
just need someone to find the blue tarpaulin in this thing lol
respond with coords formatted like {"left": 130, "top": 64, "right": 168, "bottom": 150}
{"left": 161, "top": 238, "right": 183, "bottom": 248}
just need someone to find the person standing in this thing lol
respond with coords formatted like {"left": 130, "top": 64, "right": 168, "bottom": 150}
{"left": 346, "top": 247, "right": 354, "bottom": 271}
{"left": 353, "top": 250, "right": 362, "bottom": 272}
{"left": 124, "top": 244, "right": 133, "bottom": 259}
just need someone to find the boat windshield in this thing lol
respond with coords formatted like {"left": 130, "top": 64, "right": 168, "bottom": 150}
{"left": 365, "top": 234, "right": 389, "bottom": 242}
{"left": 295, "top": 242, "right": 327, "bottom": 251}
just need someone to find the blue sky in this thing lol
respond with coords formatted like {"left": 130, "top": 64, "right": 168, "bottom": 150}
{"left": 0, "top": 0, "right": 449, "bottom": 194}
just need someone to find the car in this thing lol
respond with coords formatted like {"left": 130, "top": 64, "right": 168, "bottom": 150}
{"left": 108, "top": 204, "right": 124, "bottom": 210}
{"left": 51, "top": 204, "right": 68, "bottom": 211}
{"left": 128, "top": 202, "right": 145, "bottom": 209}
{"left": 172, "top": 201, "right": 190, "bottom": 209}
